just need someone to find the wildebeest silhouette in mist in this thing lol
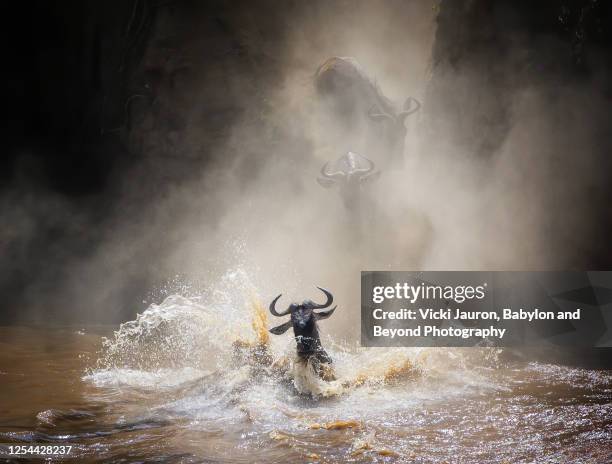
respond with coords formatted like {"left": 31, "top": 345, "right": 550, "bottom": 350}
{"left": 314, "top": 56, "right": 420, "bottom": 170}
{"left": 317, "top": 151, "right": 380, "bottom": 211}
{"left": 314, "top": 57, "right": 431, "bottom": 268}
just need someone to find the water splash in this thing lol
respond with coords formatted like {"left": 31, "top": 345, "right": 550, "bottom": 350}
{"left": 19, "top": 268, "right": 611, "bottom": 462}
{"left": 87, "top": 268, "right": 506, "bottom": 406}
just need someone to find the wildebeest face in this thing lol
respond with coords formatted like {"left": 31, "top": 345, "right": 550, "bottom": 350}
{"left": 291, "top": 304, "right": 314, "bottom": 330}
{"left": 317, "top": 152, "right": 380, "bottom": 209}
{"left": 268, "top": 288, "right": 337, "bottom": 337}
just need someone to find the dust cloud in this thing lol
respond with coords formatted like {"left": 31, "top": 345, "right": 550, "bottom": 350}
{"left": 2, "top": 0, "right": 610, "bottom": 339}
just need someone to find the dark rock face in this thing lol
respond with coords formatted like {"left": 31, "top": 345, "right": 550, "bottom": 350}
{"left": 427, "top": 0, "right": 612, "bottom": 159}
{"left": 3, "top": 1, "right": 154, "bottom": 323}
{"left": 426, "top": 0, "right": 612, "bottom": 269}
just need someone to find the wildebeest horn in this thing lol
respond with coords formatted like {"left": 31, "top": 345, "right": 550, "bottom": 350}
{"left": 315, "top": 305, "right": 337, "bottom": 319}
{"left": 397, "top": 97, "right": 421, "bottom": 123}
{"left": 307, "top": 286, "right": 334, "bottom": 310}
{"left": 353, "top": 157, "right": 375, "bottom": 175}
{"left": 320, "top": 162, "right": 345, "bottom": 179}
{"left": 269, "top": 294, "right": 291, "bottom": 317}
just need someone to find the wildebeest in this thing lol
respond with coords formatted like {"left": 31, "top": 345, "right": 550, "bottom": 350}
{"left": 317, "top": 151, "right": 380, "bottom": 210}
{"left": 315, "top": 56, "right": 420, "bottom": 168}
{"left": 268, "top": 287, "right": 337, "bottom": 379}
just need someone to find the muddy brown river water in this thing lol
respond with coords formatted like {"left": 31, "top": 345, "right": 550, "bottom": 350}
{"left": 1, "top": 294, "right": 611, "bottom": 463}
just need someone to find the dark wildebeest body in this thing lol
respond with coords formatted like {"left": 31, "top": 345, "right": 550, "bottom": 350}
{"left": 314, "top": 56, "right": 420, "bottom": 169}
{"left": 268, "top": 287, "right": 337, "bottom": 376}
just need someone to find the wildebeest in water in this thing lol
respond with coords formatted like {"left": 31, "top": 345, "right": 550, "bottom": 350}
{"left": 268, "top": 287, "right": 337, "bottom": 381}
{"left": 315, "top": 56, "right": 420, "bottom": 169}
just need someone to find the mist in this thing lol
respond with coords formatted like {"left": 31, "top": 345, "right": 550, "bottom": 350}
{"left": 2, "top": 0, "right": 611, "bottom": 337}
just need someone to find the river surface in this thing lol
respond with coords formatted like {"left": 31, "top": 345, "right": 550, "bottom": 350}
{"left": 1, "top": 282, "right": 611, "bottom": 463}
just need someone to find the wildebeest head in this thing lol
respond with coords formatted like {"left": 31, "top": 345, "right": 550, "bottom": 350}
{"left": 315, "top": 57, "right": 421, "bottom": 167}
{"left": 268, "top": 287, "right": 337, "bottom": 361}
{"left": 317, "top": 151, "right": 380, "bottom": 209}
{"left": 368, "top": 97, "right": 421, "bottom": 162}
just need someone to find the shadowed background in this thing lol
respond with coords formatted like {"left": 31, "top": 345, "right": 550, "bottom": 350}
{"left": 2, "top": 0, "right": 612, "bottom": 329}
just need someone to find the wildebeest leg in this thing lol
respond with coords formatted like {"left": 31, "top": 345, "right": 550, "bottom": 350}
{"left": 310, "top": 351, "right": 337, "bottom": 381}
{"left": 315, "top": 349, "right": 333, "bottom": 365}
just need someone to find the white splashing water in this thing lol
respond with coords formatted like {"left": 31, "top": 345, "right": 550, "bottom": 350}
{"left": 85, "top": 267, "right": 505, "bottom": 432}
